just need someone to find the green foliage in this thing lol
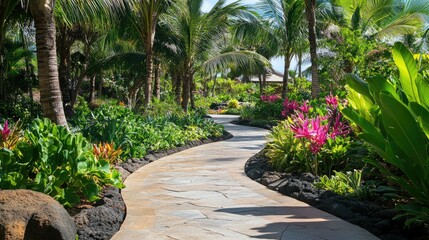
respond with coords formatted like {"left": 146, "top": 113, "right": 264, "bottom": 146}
{"left": 72, "top": 102, "right": 224, "bottom": 159}
{"left": 143, "top": 96, "right": 184, "bottom": 118}
{"left": 265, "top": 121, "right": 306, "bottom": 173}
{"left": 239, "top": 103, "right": 255, "bottom": 120}
{"left": 0, "top": 96, "right": 42, "bottom": 125}
{"left": 253, "top": 98, "right": 283, "bottom": 120}
{"left": 315, "top": 170, "right": 362, "bottom": 195}
{"left": 227, "top": 99, "right": 240, "bottom": 109}
{"left": 343, "top": 42, "right": 429, "bottom": 225}
{"left": 0, "top": 118, "right": 123, "bottom": 207}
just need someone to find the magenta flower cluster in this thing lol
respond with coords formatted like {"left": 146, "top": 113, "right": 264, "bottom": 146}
{"left": 0, "top": 120, "right": 11, "bottom": 142}
{"left": 281, "top": 98, "right": 299, "bottom": 117}
{"left": 260, "top": 95, "right": 281, "bottom": 102}
{"left": 289, "top": 94, "right": 350, "bottom": 154}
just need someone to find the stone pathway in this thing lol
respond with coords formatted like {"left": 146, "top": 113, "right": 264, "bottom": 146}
{"left": 112, "top": 115, "right": 378, "bottom": 240}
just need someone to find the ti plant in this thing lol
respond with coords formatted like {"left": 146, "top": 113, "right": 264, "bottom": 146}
{"left": 343, "top": 42, "right": 429, "bottom": 225}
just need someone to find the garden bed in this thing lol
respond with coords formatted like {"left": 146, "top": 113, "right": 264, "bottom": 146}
{"left": 69, "top": 131, "right": 233, "bottom": 240}
{"left": 244, "top": 151, "right": 429, "bottom": 240}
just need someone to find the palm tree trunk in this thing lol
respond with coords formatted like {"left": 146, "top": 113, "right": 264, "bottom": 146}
{"left": 0, "top": 18, "right": 5, "bottom": 101}
{"left": 190, "top": 78, "right": 195, "bottom": 110}
{"left": 30, "top": 0, "right": 67, "bottom": 126}
{"left": 89, "top": 76, "right": 95, "bottom": 103}
{"left": 282, "top": 56, "right": 291, "bottom": 98}
{"left": 57, "top": 25, "right": 73, "bottom": 110}
{"left": 153, "top": 61, "right": 161, "bottom": 99}
{"left": 305, "top": 0, "right": 320, "bottom": 98}
{"left": 211, "top": 75, "right": 217, "bottom": 97}
{"left": 143, "top": 24, "right": 156, "bottom": 108}
{"left": 97, "top": 74, "right": 103, "bottom": 100}
{"left": 298, "top": 52, "right": 302, "bottom": 78}
{"left": 181, "top": 68, "right": 191, "bottom": 112}
{"left": 262, "top": 72, "right": 267, "bottom": 92}
{"left": 258, "top": 75, "right": 263, "bottom": 95}
{"left": 172, "top": 71, "right": 181, "bottom": 104}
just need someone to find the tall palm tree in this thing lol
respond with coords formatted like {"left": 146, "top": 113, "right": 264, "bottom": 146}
{"left": 29, "top": 0, "right": 67, "bottom": 126}
{"left": 129, "top": 0, "right": 173, "bottom": 109}
{"left": 304, "top": 0, "right": 320, "bottom": 97}
{"left": 55, "top": 0, "right": 127, "bottom": 112}
{"left": 259, "top": 0, "right": 307, "bottom": 98}
{"left": 165, "top": 0, "right": 269, "bottom": 111}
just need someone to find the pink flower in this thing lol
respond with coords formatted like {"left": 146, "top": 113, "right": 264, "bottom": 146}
{"left": 1, "top": 120, "right": 11, "bottom": 141}
{"left": 299, "top": 101, "right": 312, "bottom": 113}
{"left": 290, "top": 115, "right": 328, "bottom": 154}
{"left": 282, "top": 98, "right": 299, "bottom": 117}
{"left": 325, "top": 94, "right": 338, "bottom": 108}
{"left": 330, "top": 114, "right": 350, "bottom": 139}
{"left": 261, "top": 95, "right": 280, "bottom": 102}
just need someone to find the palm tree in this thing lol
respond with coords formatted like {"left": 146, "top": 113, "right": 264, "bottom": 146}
{"left": 128, "top": 0, "right": 173, "bottom": 109}
{"left": 333, "top": 0, "right": 429, "bottom": 38}
{"left": 29, "top": 0, "right": 67, "bottom": 126}
{"left": 165, "top": 0, "right": 269, "bottom": 111}
{"left": 258, "top": 0, "right": 307, "bottom": 98}
{"left": 55, "top": 0, "right": 127, "bottom": 112}
{"left": 304, "top": 0, "right": 320, "bottom": 97}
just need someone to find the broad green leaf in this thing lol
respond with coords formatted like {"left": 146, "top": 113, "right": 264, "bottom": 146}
{"left": 392, "top": 42, "right": 420, "bottom": 103}
{"left": 417, "top": 76, "right": 429, "bottom": 110}
{"left": 409, "top": 102, "right": 429, "bottom": 139}
{"left": 379, "top": 92, "right": 427, "bottom": 166}
{"left": 346, "top": 74, "right": 373, "bottom": 100}
{"left": 367, "top": 75, "right": 398, "bottom": 105}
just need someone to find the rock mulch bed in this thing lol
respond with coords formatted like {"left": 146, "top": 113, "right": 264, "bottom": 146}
{"left": 245, "top": 151, "right": 428, "bottom": 240}
{"left": 69, "top": 131, "right": 233, "bottom": 240}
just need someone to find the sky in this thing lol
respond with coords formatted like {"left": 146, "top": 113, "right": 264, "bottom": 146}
{"left": 202, "top": 0, "right": 301, "bottom": 73}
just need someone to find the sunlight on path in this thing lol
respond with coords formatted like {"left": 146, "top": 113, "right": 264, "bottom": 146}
{"left": 112, "top": 115, "right": 378, "bottom": 240}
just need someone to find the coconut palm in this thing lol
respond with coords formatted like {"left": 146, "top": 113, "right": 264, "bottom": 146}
{"left": 55, "top": 0, "right": 127, "bottom": 112}
{"left": 28, "top": 0, "right": 67, "bottom": 126}
{"left": 258, "top": 0, "right": 308, "bottom": 98}
{"left": 164, "top": 0, "right": 269, "bottom": 111}
{"left": 126, "top": 0, "right": 173, "bottom": 109}
{"left": 304, "top": 0, "right": 320, "bottom": 97}
{"left": 333, "top": 0, "right": 429, "bottom": 39}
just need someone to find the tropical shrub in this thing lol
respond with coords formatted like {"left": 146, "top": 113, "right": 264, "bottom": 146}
{"left": 343, "top": 42, "right": 429, "bottom": 225}
{"left": 72, "top": 102, "right": 224, "bottom": 159}
{"left": 315, "top": 170, "right": 362, "bottom": 195}
{"left": 227, "top": 99, "right": 240, "bottom": 109}
{"left": 253, "top": 95, "right": 283, "bottom": 120}
{"left": 0, "top": 119, "right": 123, "bottom": 207}
{"left": 265, "top": 96, "right": 352, "bottom": 176}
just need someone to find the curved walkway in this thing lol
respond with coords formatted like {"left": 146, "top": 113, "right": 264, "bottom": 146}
{"left": 112, "top": 115, "right": 378, "bottom": 240}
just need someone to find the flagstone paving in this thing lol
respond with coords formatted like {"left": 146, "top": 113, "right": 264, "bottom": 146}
{"left": 112, "top": 115, "right": 378, "bottom": 240}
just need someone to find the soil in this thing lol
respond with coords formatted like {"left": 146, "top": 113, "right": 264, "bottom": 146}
{"left": 68, "top": 131, "right": 233, "bottom": 240}
{"left": 244, "top": 151, "right": 429, "bottom": 240}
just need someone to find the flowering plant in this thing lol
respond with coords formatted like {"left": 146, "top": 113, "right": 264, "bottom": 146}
{"left": 288, "top": 95, "right": 350, "bottom": 175}
{"left": 260, "top": 95, "right": 281, "bottom": 102}
{"left": 0, "top": 120, "right": 22, "bottom": 149}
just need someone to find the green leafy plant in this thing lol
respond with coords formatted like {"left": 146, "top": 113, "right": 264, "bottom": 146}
{"left": 227, "top": 99, "right": 240, "bottom": 109}
{"left": 315, "top": 170, "right": 362, "bottom": 195}
{"left": 0, "top": 118, "right": 123, "bottom": 207}
{"left": 343, "top": 42, "right": 429, "bottom": 225}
